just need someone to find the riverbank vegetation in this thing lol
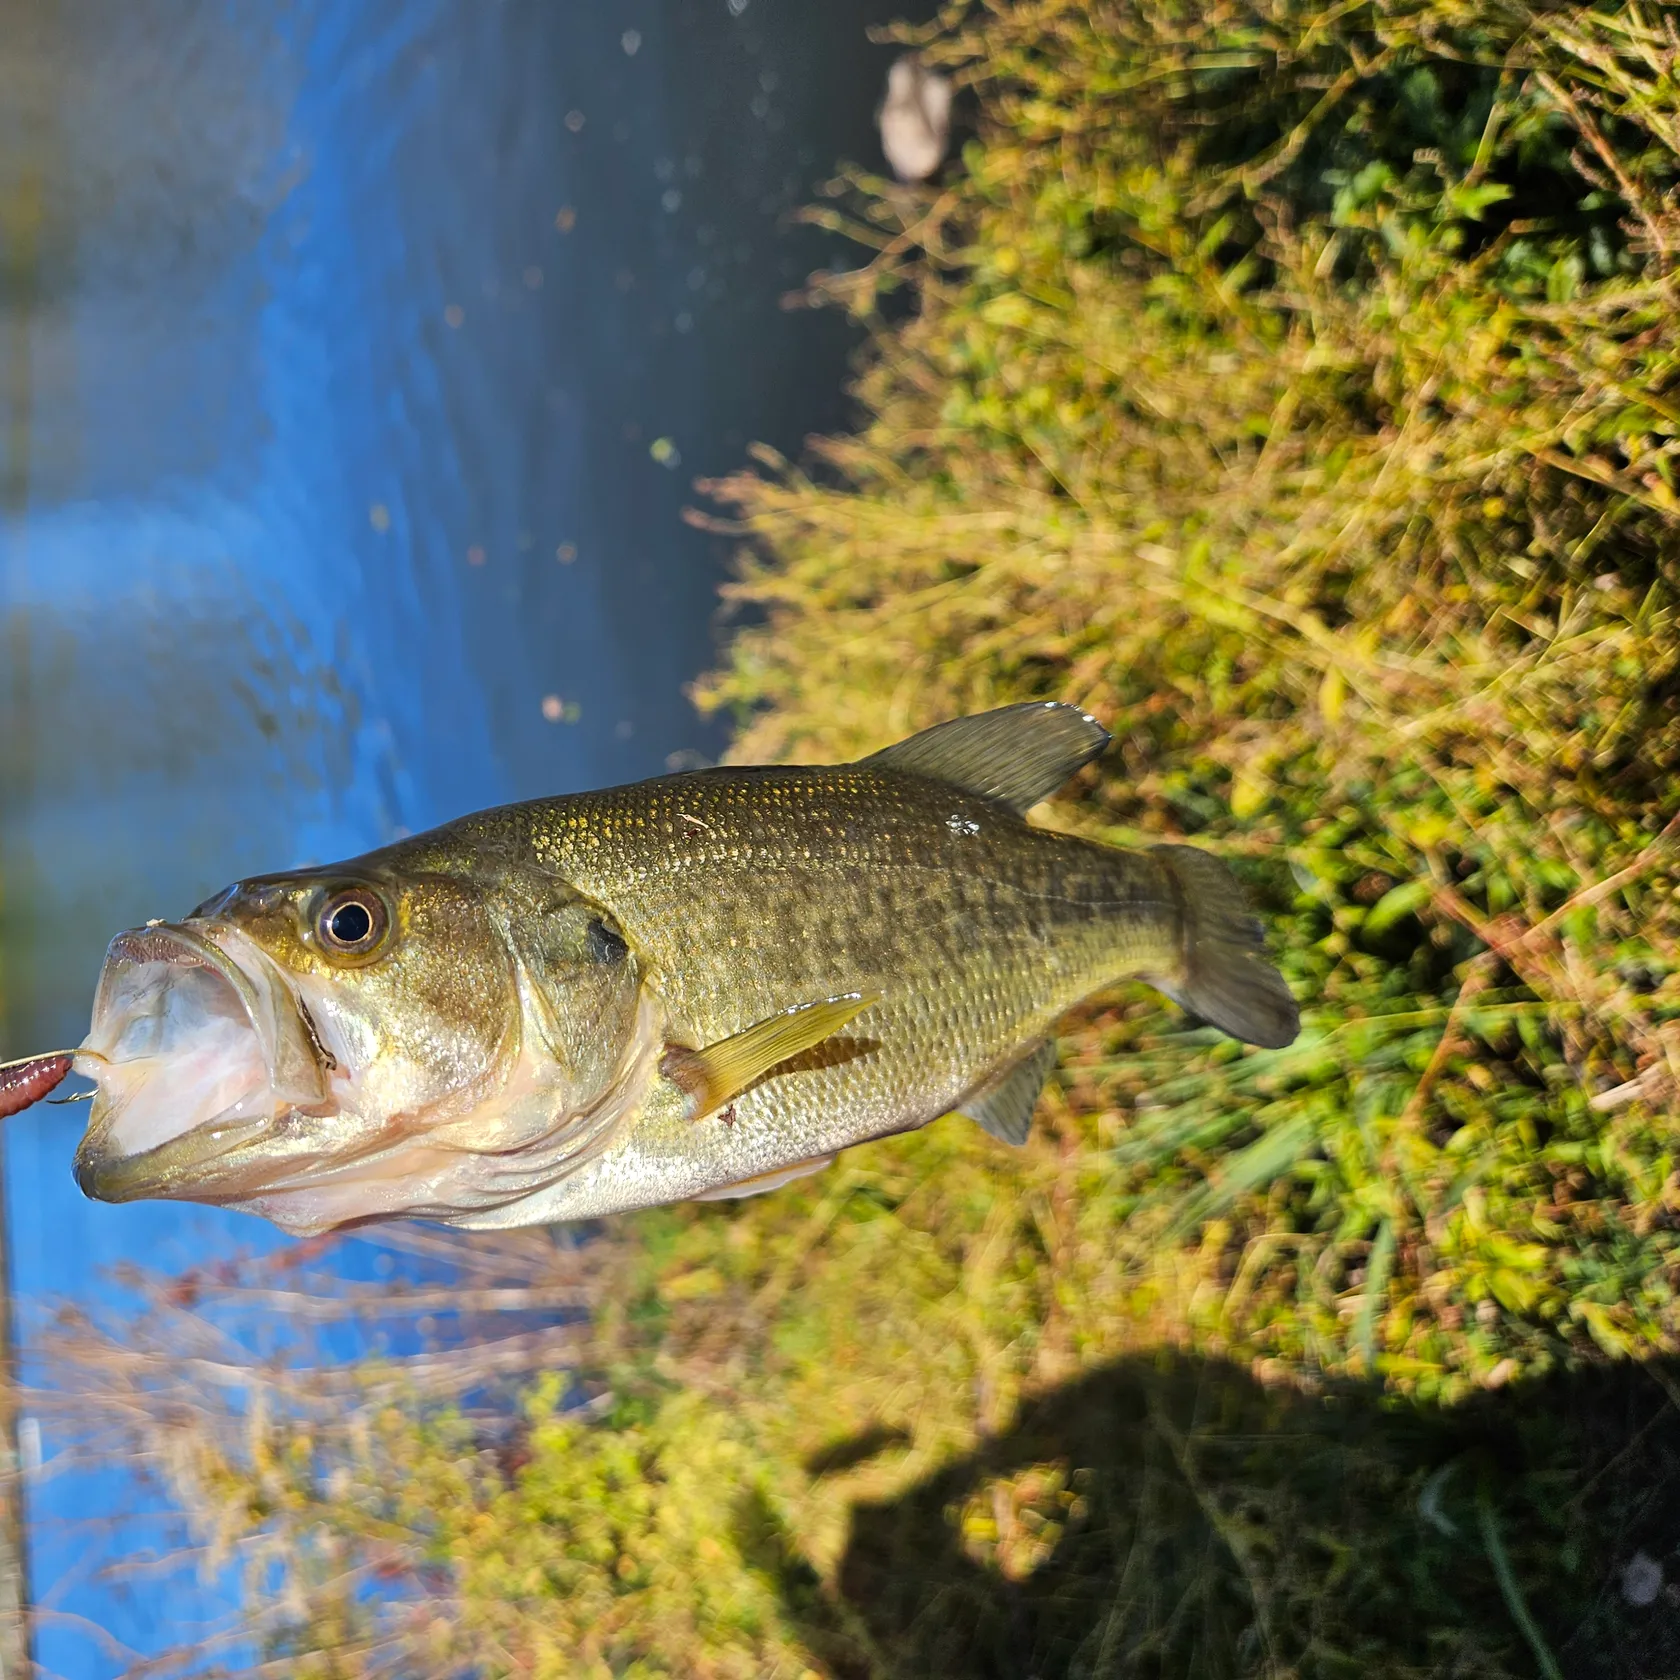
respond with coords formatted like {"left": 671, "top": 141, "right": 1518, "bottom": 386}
{"left": 61, "top": 1, "right": 1680, "bottom": 1673}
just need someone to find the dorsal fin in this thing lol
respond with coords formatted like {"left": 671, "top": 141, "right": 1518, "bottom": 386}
{"left": 861, "top": 702, "right": 1110, "bottom": 815}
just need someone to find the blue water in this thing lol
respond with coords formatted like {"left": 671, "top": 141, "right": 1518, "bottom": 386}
{"left": 0, "top": 2, "right": 922, "bottom": 1670}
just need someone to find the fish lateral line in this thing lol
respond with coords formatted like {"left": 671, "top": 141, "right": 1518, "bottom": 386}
{"left": 661, "top": 990, "right": 883, "bottom": 1122}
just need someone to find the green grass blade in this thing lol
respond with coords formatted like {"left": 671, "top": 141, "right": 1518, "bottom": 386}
{"left": 1476, "top": 1482, "right": 1564, "bottom": 1680}
{"left": 1166, "top": 1112, "right": 1317, "bottom": 1240}
{"left": 1354, "top": 1218, "right": 1396, "bottom": 1376}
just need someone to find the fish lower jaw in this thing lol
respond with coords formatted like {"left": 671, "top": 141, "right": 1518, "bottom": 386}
{"left": 74, "top": 1076, "right": 353, "bottom": 1207}
{"left": 74, "top": 1111, "right": 276, "bottom": 1204}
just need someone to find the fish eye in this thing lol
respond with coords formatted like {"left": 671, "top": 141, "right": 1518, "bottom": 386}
{"left": 314, "top": 887, "right": 390, "bottom": 959}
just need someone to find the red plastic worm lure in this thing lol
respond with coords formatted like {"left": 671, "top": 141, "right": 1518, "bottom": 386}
{"left": 0, "top": 1054, "right": 73, "bottom": 1120}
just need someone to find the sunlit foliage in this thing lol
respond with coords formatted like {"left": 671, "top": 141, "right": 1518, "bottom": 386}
{"left": 697, "top": 0, "right": 1680, "bottom": 1393}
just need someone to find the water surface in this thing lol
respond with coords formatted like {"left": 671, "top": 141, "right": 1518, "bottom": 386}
{"left": 0, "top": 2, "right": 926, "bottom": 1668}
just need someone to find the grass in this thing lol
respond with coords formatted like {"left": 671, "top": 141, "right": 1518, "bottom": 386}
{"left": 42, "top": 0, "right": 1680, "bottom": 1673}
{"left": 691, "top": 0, "right": 1680, "bottom": 1394}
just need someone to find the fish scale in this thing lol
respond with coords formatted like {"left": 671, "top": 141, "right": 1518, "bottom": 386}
{"left": 434, "top": 764, "right": 1185, "bottom": 1220}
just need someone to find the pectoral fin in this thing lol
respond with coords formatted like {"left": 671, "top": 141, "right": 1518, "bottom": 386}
{"left": 957, "top": 1039, "right": 1057, "bottom": 1146}
{"left": 663, "top": 991, "right": 882, "bottom": 1121}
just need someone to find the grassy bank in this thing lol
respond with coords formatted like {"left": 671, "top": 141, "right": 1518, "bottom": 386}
{"left": 68, "top": 2, "right": 1680, "bottom": 1674}
{"left": 693, "top": 0, "right": 1680, "bottom": 1395}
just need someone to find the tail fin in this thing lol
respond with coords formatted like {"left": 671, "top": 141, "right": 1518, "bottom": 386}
{"left": 1150, "top": 845, "right": 1299, "bottom": 1049}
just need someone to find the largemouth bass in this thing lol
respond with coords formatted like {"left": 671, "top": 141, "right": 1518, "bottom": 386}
{"left": 42, "top": 703, "right": 1297, "bottom": 1234}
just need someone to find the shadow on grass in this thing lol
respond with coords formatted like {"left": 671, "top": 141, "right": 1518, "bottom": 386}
{"left": 760, "top": 1354, "right": 1680, "bottom": 1680}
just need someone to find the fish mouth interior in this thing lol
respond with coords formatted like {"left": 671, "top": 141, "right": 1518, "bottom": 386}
{"left": 74, "top": 924, "right": 329, "bottom": 1200}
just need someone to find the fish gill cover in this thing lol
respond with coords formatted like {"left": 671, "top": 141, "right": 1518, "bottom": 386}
{"left": 46, "top": 2, "right": 1680, "bottom": 1674}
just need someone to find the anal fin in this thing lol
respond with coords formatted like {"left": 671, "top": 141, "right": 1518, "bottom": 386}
{"left": 663, "top": 991, "right": 881, "bottom": 1122}
{"left": 957, "top": 1039, "right": 1057, "bottom": 1146}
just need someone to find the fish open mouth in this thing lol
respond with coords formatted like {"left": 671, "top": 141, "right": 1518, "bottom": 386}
{"left": 67, "top": 912, "right": 658, "bottom": 1236}
{"left": 73, "top": 923, "right": 334, "bottom": 1204}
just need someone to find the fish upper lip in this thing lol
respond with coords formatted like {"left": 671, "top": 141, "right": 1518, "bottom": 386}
{"left": 94, "top": 923, "right": 268, "bottom": 1045}
{"left": 86, "top": 920, "right": 331, "bottom": 1094}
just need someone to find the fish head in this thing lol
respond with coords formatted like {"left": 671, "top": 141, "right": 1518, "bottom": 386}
{"left": 71, "top": 851, "right": 649, "bottom": 1232}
